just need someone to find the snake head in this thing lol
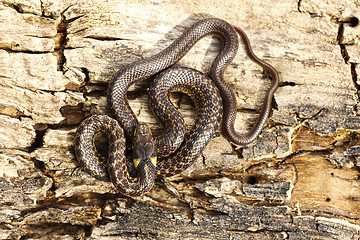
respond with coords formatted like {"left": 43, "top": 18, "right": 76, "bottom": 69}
{"left": 132, "top": 123, "right": 157, "bottom": 169}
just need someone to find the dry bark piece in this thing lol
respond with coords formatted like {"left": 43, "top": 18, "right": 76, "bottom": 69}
{"left": 1, "top": 0, "right": 360, "bottom": 239}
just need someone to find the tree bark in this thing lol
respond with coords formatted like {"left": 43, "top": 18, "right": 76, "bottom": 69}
{"left": 1, "top": 0, "right": 360, "bottom": 239}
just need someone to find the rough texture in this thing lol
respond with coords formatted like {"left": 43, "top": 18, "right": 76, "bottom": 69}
{"left": 1, "top": 0, "right": 360, "bottom": 239}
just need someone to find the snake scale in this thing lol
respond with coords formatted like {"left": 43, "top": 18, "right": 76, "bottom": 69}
{"left": 75, "top": 18, "right": 279, "bottom": 196}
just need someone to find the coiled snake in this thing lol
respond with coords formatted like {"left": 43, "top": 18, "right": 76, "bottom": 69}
{"left": 75, "top": 18, "right": 279, "bottom": 196}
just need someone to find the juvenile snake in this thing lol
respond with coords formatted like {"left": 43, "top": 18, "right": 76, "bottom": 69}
{"left": 75, "top": 18, "right": 279, "bottom": 196}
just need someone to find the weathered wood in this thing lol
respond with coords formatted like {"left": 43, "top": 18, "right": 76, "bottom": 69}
{"left": 1, "top": 0, "right": 360, "bottom": 239}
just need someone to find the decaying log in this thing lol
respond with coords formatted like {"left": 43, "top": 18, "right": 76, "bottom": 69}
{"left": 1, "top": 0, "right": 360, "bottom": 239}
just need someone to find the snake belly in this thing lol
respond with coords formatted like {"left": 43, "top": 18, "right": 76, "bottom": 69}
{"left": 75, "top": 17, "right": 279, "bottom": 195}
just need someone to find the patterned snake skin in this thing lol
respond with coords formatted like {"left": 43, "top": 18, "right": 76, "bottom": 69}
{"left": 75, "top": 18, "right": 279, "bottom": 196}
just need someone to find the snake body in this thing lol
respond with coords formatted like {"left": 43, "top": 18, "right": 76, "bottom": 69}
{"left": 75, "top": 18, "right": 279, "bottom": 196}
{"left": 76, "top": 117, "right": 157, "bottom": 196}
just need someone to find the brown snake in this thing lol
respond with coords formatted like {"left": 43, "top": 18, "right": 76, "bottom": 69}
{"left": 75, "top": 18, "right": 279, "bottom": 196}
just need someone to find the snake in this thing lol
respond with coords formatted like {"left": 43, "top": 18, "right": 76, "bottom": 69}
{"left": 75, "top": 18, "right": 279, "bottom": 197}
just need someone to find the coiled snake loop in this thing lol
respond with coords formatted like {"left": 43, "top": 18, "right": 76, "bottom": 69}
{"left": 75, "top": 18, "right": 279, "bottom": 196}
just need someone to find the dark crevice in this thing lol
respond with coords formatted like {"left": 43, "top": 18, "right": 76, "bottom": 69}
{"left": 81, "top": 67, "right": 90, "bottom": 83}
{"left": 40, "top": 0, "right": 46, "bottom": 17}
{"left": 337, "top": 21, "right": 344, "bottom": 42}
{"left": 348, "top": 17, "right": 359, "bottom": 27}
{"left": 351, "top": 63, "right": 360, "bottom": 91}
{"left": 83, "top": 225, "right": 93, "bottom": 237}
{"left": 30, "top": 156, "right": 56, "bottom": 194}
{"left": 337, "top": 16, "right": 360, "bottom": 28}
{"left": 1, "top": 2, "right": 30, "bottom": 15}
{"left": 71, "top": 28, "right": 88, "bottom": 35}
{"left": 27, "top": 124, "right": 48, "bottom": 153}
{"left": 279, "top": 81, "right": 296, "bottom": 87}
{"left": 77, "top": 67, "right": 91, "bottom": 94}
{"left": 24, "top": 35, "right": 53, "bottom": 39}
{"left": 10, "top": 3, "right": 24, "bottom": 13}
{"left": 85, "top": 36, "right": 126, "bottom": 41}
{"left": 201, "top": 155, "right": 206, "bottom": 166}
{"left": 297, "top": 0, "right": 302, "bottom": 12}
{"left": 309, "top": 12, "right": 322, "bottom": 18}
{"left": 231, "top": 144, "right": 244, "bottom": 159}
{"left": 272, "top": 96, "right": 278, "bottom": 111}
{"left": 40, "top": 89, "right": 58, "bottom": 95}
{"left": 0, "top": 47, "right": 51, "bottom": 54}
{"left": 195, "top": 207, "right": 229, "bottom": 217}
{"left": 2, "top": 1, "right": 54, "bottom": 19}
{"left": 55, "top": 16, "right": 68, "bottom": 72}
{"left": 351, "top": 63, "right": 360, "bottom": 115}
{"left": 293, "top": 108, "right": 325, "bottom": 123}
{"left": 0, "top": 74, "right": 11, "bottom": 79}
{"left": 55, "top": 5, "right": 83, "bottom": 72}
{"left": 336, "top": 17, "right": 360, "bottom": 107}
{"left": 33, "top": 158, "right": 46, "bottom": 170}
{"left": 245, "top": 175, "right": 258, "bottom": 185}
{"left": 337, "top": 24, "right": 350, "bottom": 64}
{"left": 39, "top": 0, "right": 55, "bottom": 19}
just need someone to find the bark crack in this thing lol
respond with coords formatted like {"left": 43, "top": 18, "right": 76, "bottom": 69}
{"left": 55, "top": 14, "right": 68, "bottom": 72}
{"left": 54, "top": 6, "right": 83, "bottom": 72}
{"left": 8, "top": 3, "right": 24, "bottom": 14}
{"left": 1, "top": 2, "right": 29, "bottom": 15}
{"left": 351, "top": 63, "right": 359, "bottom": 103}
{"left": 297, "top": 0, "right": 302, "bottom": 13}
{"left": 293, "top": 108, "right": 325, "bottom": 123}
{"left": 0, "top": 47, "right": 51, "bottom": 54}
{"left": 27, "top": 123, "right": 47, "bottom": 153}
{"left": 85, "top": 36, "right": 127, "bottom": 41}
{"left": 279, "top": 81, "right": 296, "bottom": 87}
{"left": 336, "top": 17, "right": 360, "bottom": 113}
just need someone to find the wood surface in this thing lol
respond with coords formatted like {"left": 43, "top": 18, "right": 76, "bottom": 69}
{"left": 1, "top": 0, "right": 360, "bottom": 239}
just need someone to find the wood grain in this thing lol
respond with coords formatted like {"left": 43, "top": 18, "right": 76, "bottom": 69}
{"left": 1, "top": 0, "right": 360, "bottom": 239}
